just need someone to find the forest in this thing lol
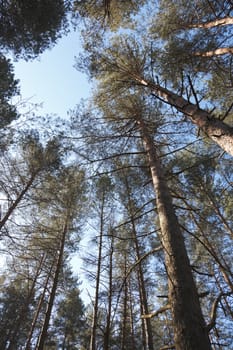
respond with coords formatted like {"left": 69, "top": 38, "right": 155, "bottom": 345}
{"left": 0, "top": 1, "right": 232, "bottom": 349}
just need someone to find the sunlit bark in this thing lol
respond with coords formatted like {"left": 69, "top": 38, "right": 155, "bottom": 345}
{"left": 188, "top": 16, "right": 233, "bottom": 29}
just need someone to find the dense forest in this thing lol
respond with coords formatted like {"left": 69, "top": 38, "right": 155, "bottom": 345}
{"left": 0, "top": 1, "right": 232, "bottom": 349}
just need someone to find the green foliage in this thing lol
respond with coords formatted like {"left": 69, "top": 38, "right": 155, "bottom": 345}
{"left": 74, "top": 0, "right": 146, "bottom": 30}
{"left": 0, "top": 54, "right": 19, "bottom": 128}
{"left": 0, "top": 0, "right": 71, "bottom": 59}
{"left": 0, "top": 278, "right": 32, "bottom": 349}
{"left": 149, "top": 0, "right": 233, "bottom": 108}
{"left": 53, "top": 283, "right": 86, "bottom": 348}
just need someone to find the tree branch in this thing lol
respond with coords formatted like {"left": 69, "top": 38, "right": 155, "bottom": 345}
{"left": 187, "top": 16, "right": 233, "bottom": 29}
{"left": 206, "top": 291, "right": 233, "bottom": 332}
{"left": 194, "top": 47, "right": 233, "bottom": 57}
{"left": 142, "top": 303, "right": 170, "bottom": 319}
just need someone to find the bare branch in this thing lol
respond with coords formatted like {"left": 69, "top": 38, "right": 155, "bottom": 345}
{"left": 206, "top": 291, "right": 233, "bottom": 332}
{"left": 142, "top": 304, "right": 170, "bottom": 319}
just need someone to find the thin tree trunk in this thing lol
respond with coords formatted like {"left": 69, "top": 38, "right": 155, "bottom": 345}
{"left": 128, "top": 278, "right": 137, "bottom": 350}
{"left": 137, "top": 117, "right": 212, "bottom": 350}
{"left": 124, "top": 174, "right": 154, "bottom": 350}
{"left": 103, "top": 234, "right": 113, "bottom": 350}
{"left": 120, "top": 254, "right": 128, "bottom": 350}
{"left": 36, "top": 218, "right": 69, "bottom": 350}
{"left": 25, "top": 257, "right": 55, "bottom": 350}
{"left": 0, "top": 172, "right": 37, "bottom": 231}
{"left": 6, "top": 254, "right": 46, "bottom": 350}
{"left": 89, "top": 194, "right": 105, "bottom": 350}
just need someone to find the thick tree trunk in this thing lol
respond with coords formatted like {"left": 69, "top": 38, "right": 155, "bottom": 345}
{"left": 130, "top": 75, "right": 233, "bottom": 157}
{"left": 137, "top": 118, "right": 212, "bottom": 350}
{"left": 36, "top": 219, "right": 68, "bottom": 350}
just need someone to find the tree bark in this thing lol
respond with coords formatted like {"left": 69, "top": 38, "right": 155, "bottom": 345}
{"left": 188, "top": 16, "right": 233, "bottom": 29}
{"left": 137, "top": 117, "right": 212, "bottom": 350}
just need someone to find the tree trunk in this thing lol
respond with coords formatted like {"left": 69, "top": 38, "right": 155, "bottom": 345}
{"left": 36, "top": 218, "right": 68, "bottom": 350}
{"left": 103, "top": 234, "right": 113, "bottom": 350}
{"left": 124, "top": 174, "right": 154, "bottom": 350}
{"left": 89, "top": 194, "right": 105, "bottom": 350}
{"left": 0, "top": 172, "right": 37, "bottom": 231}
{"left": 25, "top": 257, "right": 55, "bottom": 350}
{"left": 120, "top": 254, "right": 128, "bottom": 350}
{"left": 129, "top": 75, "right": 233, "bottom": 157}
{"left": 6, "top": 254, "right": 46, "bottom": 350}
{"left": 137, "top": 117, "right": 212, "bottom": 350}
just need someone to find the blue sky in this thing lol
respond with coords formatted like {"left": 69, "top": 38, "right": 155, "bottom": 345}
{"left": 12, "top": 29, "right": 92, "bottom": 302}
{"left": 13, "top": 29, "right": 90, "bottom": 119}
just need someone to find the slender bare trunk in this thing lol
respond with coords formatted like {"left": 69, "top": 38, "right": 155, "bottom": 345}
{"left": 120, "top": 254, "right": 128, "bottom": 350}
{"left": 5, "top": 254, "right": 46, "bottom": 350}
{"left": 103, "top": 235, "right": 113, "bottom": 350}
{"left": 0, "top": 173, "right": 37, "bottom": 231}
{"left": 36, "top": 219, "right": 68, "bottom": 350}
{"left": 128, "top": 278, "right": 136, "bottom": 349}
{"left": 25, "top": 257, "right": 55, "bottom": 350}
{"left": 137, "top": 117, "right": 212, "bottom": 350}
{"left": 89, "top": 194, "right": 105, "bottom": 350}
{"left": 124, "top": 175, "right": 154, "bottom": 350}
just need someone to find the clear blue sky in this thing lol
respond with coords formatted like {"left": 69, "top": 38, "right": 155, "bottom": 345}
{"left": 13, "top": 29, "right": 90, "bottom": 118}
